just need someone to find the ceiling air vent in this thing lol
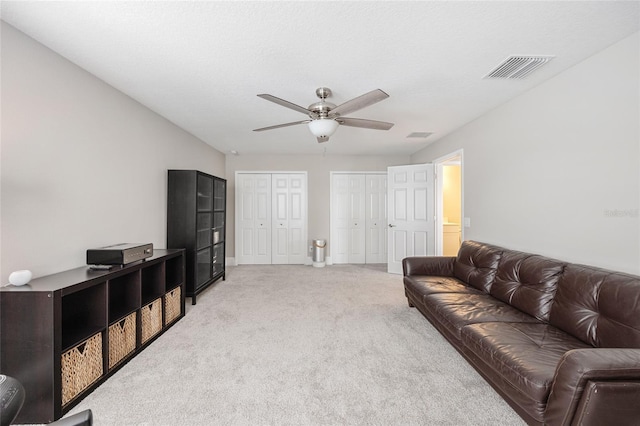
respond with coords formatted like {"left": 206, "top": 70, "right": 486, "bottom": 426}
{"left": 484, "top": 55, "right": 554, "bottom": 79}
{"left": 407, "top": 132, "right": 433, "bottom": 139}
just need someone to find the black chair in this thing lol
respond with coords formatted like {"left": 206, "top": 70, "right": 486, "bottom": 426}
{"left": 1, "top": 374, "right": 92, "bottom": 426}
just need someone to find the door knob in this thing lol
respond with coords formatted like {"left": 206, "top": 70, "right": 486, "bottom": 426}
{"left": 388, "top": 224, "right": 396, "bottom": 228}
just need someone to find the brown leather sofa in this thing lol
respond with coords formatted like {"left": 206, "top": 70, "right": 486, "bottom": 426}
{"left": 403, "top": 240, "right": 640, "bottom": 425}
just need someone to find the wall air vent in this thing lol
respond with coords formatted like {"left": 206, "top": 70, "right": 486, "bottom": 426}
{"left": 484, "top": 55, "right": 554, "bottom": 79}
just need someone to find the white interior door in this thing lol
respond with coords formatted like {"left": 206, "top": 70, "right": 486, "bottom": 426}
{"left": 387, "top": 164, "right": 435, "bottom": 274}
{"left": 366, "top": 174, "right": 387, "bottom": 263}
{"left": 236, "top": 174, "right": 272, "bottom": 264}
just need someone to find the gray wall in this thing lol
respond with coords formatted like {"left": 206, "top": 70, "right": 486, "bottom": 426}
{"left": 225, "top": 154, "right": 410, "bottom": 260}
{"left": 411, "top": 32, "right": 640, "bottom": 275}
{"left": 1, "top": 23, "right": 225, "bottom": 282}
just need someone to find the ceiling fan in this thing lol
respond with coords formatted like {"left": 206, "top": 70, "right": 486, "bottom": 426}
{"left": 253, "top": 87, "right": 394, "bottom": 143}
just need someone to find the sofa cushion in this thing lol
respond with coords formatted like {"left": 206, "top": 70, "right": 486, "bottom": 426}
{"left": 461, "top": 322, "right": 591, "bottom": 404}
{"left": 490, "top": 250, "right": 565, "bottom": 322}
{"left": 404, "top": 276, "right": 482, "bottom": 297}
{"left": 423, "top": 293, "right": 538, "bottom": 339}
{"left": 549, "top": 264, "right": 640, "bottom": 348}
{"left": 453, "top": 241, "right": 503, "bottom": 293}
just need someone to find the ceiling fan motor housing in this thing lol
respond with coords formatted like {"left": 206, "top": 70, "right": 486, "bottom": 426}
{"left": 309, "top": 87, "right": 336, "bottom": 118}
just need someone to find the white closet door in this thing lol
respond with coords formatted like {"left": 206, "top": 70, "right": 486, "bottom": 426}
{"left": 366, "top": 174, "right": 387, "bottom": 263}
{"left": 272, "top": 175, "right": 289, "bottom": 264}
{"left": 348, "top": 175, "right": 366, "bottom": 264}
{"left": 272, "top": 174, "right": 307, "bottom": 265}
{"left": 331, "top": 174, "right": 350, "bottom": 264}
{"left": 237, "top": 174, "right": 272, "bottom": 264}
{"left": 331, "top": 173, "right": 366, "bottom": 264}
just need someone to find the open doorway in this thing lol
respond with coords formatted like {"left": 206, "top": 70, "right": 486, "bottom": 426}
{"left": 434, "top": 150, "right": 463, "bottom": 256}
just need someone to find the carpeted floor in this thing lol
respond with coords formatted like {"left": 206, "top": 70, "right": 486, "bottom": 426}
{"left": 63, "top": 264, "right": 524, "bottom": 425}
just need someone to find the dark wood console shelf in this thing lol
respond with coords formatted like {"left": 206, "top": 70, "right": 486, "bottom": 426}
{"left": 0, "top": 249, "right": 185, "bottom": 424}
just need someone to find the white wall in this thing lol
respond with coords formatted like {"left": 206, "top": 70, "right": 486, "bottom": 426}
{"left": 0, "top": 23, "right": 225, "bottom": 282}
{"left": 225, "top": 154, "right": 410, "bottom": 260}
{"left": 411, "top": 32, "right": 640, "bottom": 275}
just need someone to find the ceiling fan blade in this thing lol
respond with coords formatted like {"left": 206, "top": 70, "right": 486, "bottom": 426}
{"left": 337, "top": 117, "right": 394, "bottom": 130}
{"left": 253, "top": 120, "right": 309, "bottom": 132}
{"left": 317, "top": 136, "right": 329, "bottom": 143}
{"left": 329, "top": 89, "right": 389, "bottom": 117}
{"left": 257, "top": 94, "right": 311, "bottom": 116}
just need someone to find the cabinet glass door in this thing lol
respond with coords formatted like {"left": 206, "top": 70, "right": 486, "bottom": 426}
{"left": 196, "top": 248, "right": 212, "bottom": 287}
{"left": 212, "top": 244, "right": 224, "bottom": 277}
{"left": 214, "top": 179, "right": 226, "bottom": 211}
{"left": 197, "top": 213, "right": 212, "bottom": 249}
{"left": 213, "top": 212, "right": 225, "bottom": 244}
{"left": 197, "top": 175, "right": 213, "bottom": 212}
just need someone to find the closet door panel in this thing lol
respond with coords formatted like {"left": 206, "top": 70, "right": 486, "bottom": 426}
{"left": 331, "top": 174, "right": 350, "bottom": 264}
{"left": 349, "top": 175, "right": 366, "bottom": 264}
{"left": 366, "top": 174, "right": 387, "bottom": 263}
{"left": 287, "top": 174, "right": 307, "bottom": 264}
{"left": 237, "top": 174, "right": 272, "bottom": 264}
{"left": 253, "top": 175, "right": 272, "bottom": 264}
{"left": 271, "top": 178, "right": 289, "bottom": 265}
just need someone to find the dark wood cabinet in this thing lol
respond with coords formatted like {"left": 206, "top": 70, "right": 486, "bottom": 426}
{"left": 167, "top": 170, "right": 226, "bottom": 304}
{"left": 0, "top": 249, "right": 185, "bottom": 424}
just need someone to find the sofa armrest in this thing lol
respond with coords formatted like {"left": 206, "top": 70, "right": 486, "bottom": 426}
{"left": 544, "top": 348, "right": 640, "bottom": 426}
{"left": 402, "top": 256, "right": 455, "bottom": 277}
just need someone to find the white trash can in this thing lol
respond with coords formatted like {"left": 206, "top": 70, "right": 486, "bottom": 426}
{"left": 312, "top": 239, "right": 326, "bottom": 268}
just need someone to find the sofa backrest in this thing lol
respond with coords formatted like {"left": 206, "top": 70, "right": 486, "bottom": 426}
{"left": 549, "top": 264, "right": 640, "bottom": 348}
{"left": 453, "top": 241, "right": 503, "bottom": 293}
{"left": 490, "top": 250, "right": 565, "bottom": 322}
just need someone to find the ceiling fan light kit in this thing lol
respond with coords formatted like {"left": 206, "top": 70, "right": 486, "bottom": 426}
{"left": 308, "top": 118, "right": 339, "bottom": 138}
{"left": 254, "top": 87, "right": 394, "bottom": 143}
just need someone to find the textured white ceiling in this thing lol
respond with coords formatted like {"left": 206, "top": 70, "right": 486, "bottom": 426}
{"left": 2, "top": 1, "right": 639, "bottom": 156}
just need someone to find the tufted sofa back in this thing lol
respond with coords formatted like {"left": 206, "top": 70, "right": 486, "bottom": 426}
{"left": 490, "top": 250, "right": 565, "bottom": 322}
{"left": 549, "top": 264, "right": 640, "bottom": 348}
{"left": 453, "top": 241, "right": 503, "bottom": 293}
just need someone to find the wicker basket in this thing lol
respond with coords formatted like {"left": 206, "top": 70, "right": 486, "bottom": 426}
{"left": 61, "top": 332, "right": 103, "bottom": 406}
{"left": 108, "top": 312, "right": 136, "bottom": 369}
{"left": 164, "top": 286, "right": 181, "bottom": 325}
{"left": 141, "top": 298, "right": 162, "bottom": 344}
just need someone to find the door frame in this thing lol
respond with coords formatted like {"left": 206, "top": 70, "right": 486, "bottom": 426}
{"left": 433, "top": 150, "right": 464, "bottom": 256}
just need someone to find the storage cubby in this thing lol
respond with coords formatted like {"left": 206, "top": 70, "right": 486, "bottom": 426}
{"left": 0, "top": 249, "right": 185, "bottom": 424}
{"left": 108, "top": 271, "right": 141, "bottom": 323}
{"left": 166, "top": 255, "right": 184, "bottom": 290}
{"left": 141, "top": 261, "right": 164, "bottom": 305}
{"left": 61, "top": 283, "right": 107, "bottom": 351}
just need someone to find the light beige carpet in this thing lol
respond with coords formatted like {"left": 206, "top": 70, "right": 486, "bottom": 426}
{"left": 63, "top": 264, "right": 524, "bottom": 425}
